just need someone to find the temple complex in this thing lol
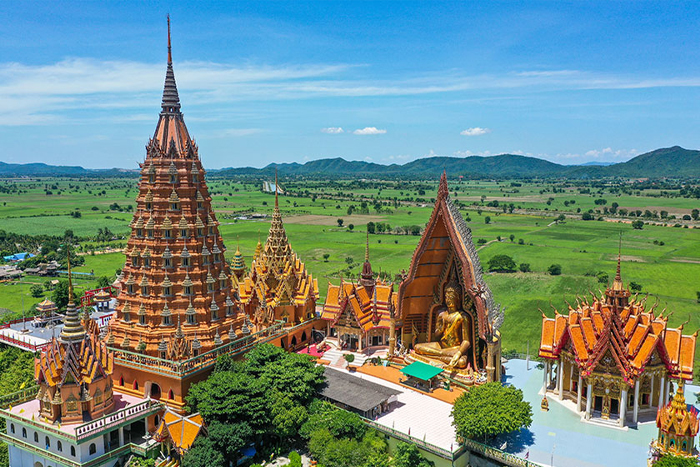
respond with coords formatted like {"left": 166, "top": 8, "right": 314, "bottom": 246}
{"left": 238, "top": 179, "right": 319, "bottom": 334}
{"left": 321, "top": 234, "right": 397, "bottom": 350}
{"left": 395, "top": 173, "right": 503, "bottom": 384}
{"left": 106, "top": 18, "right": 246, "bottom": 412}
{"left": 1, "top": 257, "right": 161, "bottom": 467}
{"left": 539, "top": 253, "right": 697, "bottom": 428}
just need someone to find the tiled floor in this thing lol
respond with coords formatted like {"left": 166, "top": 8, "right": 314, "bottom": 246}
{"left": 344, "top": 369, "right": 459, "bottom": 451}
{"left": 502, "top": 359, "right": 693, "bottom": 467}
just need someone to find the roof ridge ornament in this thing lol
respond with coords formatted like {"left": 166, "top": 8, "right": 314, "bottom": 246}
{"left": 437, "top": 170, "right": 449, "bottom": 200}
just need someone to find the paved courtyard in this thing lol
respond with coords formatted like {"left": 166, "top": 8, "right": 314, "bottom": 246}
{"left": 501, "top": 359, "right": 700, "bottom": 467}
{"left": 344, "top": 369, "right": 459, "bottom": 452}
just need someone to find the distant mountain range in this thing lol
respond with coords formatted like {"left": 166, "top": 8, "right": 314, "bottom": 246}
{"left": 1, "top": 146, "right": 698, "bottom": 179}
{"left": 219, "top": 146, "right": 700, "bottom": 179}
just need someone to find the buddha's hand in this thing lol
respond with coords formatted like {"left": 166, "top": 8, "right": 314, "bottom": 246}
{"left": 449, "top": 351, "right": 462, "bottom": 367}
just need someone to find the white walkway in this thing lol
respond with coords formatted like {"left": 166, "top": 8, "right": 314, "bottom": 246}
{"left": 342, "top": 369, "right": 458, "bottom": 452}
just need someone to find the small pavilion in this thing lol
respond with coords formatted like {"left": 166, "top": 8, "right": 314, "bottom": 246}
{"left": 400, "top": 361, "right": 444, "bottom": 392}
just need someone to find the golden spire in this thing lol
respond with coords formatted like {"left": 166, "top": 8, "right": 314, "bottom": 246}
{"left": 610, "top": 232, "right": 624, "bottom": 292}
{"left": 60, "top": 245, "right": 86, "bottom": 343}
{"left": 365, "top": 229, "right": 370, "bottom": 262}
{"left": 274, "top": 169, "right": 279, "bottom": 209}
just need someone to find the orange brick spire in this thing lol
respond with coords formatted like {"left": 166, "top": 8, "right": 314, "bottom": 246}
{"left": 108, "top": 17, "right": 244, "bottom": 359}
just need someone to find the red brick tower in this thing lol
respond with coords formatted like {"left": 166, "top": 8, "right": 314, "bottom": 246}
{"left": 107, "top": 18, "right": 245, "bottom": 411}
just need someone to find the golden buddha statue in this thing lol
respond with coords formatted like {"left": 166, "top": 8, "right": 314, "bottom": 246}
{"left": 414, "top": 280, "right": 473, "bottom": 368}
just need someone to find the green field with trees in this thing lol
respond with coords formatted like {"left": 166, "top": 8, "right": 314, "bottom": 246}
{"left": 0, "top": 175, "right": 698, "bottom": 372}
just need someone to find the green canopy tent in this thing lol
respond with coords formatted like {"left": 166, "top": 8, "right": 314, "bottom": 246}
{"left": 400, "top": 361, "right": 444, "bottom": 391}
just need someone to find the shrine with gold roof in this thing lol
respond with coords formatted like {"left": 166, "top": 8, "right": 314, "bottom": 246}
{"left": 539, "top": 251, "right": 697, "bottom": 428}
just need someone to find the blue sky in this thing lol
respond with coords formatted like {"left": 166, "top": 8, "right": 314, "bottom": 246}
{"left": 2, "top": 1, "right": 700, "bottom": 169}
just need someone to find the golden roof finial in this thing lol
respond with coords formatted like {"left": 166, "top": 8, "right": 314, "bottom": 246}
{"left": 66, "top": 245, "right": 74, "bottom": 306}
{"left": 365, "top": 229, "right": 370, "bottom": 262}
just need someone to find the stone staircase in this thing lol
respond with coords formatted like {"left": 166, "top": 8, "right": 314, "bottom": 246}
{"left": 322, "top": 349, "right": 372, "bottom": 368}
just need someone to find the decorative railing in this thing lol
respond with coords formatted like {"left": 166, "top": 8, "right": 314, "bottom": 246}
{"left": 461, "top": 438, "right": 536, "bottom": 467}
{"left": 362, "top": 418, "right": 463, "bottom": 460}
{"left": 109, "top": 321, "right": 288, "bottom": 378}
{"left": 363, "top": 417, "right": 534, "bottom": 466}
{"left": 0, "top": 384, "right": 39, "bottom": 409}
{"left": 75, "top": 399, "right": 163, "bottom": 441}
{"left": 1, "top": 431, "right": 159, "bottom": 467}
{"left": 1, "top": 393, "right": 162, "bottom": 443}
{"left": 0, "top": 324, "right": 51, "bottom": 352}
{"left": 0, "top": 431, "right": 82, "bottom": 467}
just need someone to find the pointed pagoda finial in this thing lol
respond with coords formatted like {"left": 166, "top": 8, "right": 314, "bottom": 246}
{"left": 274, "top": 169, "right": 279, "bottom": 209}
{"left": 615, "top": 231, "right": 622, "bottom": 283}
{"left": 167, "top": 14, "right": 172, "bottom": 65}
{"left": 437, "top": 170, "right": 448, "bottom": 200}
{"left": 161, "top": 15, "right": 181, "bottom": 113}
{"left": 365, "top": 229, "right": 370, "bottom": 262}
{"left": 66, "top": 244, "right": 74, "bottom": 306}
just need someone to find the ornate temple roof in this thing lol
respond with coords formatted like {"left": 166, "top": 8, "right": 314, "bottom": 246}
{"left": 154, "top": 406, "right": 204, "bottom": 453}
{"left": 322, "top": 238, "right": 396, "bottom": 333}
{"left": 239, "top": 176, "right": 319, "bottom": 314}
{"left": 539, "top": 257, "right": 697, "bottom": 383}
{"left": 397, "top": 172, "right": 501, "bottom": 339}
{"left": 108, "top": 18, "right": 243, "bottom": 359}
{"left": 35, "top": 256, "right": 114, "bottom": 423}
{"left": 657, "top": 382, "right": 700, "bottom": 437}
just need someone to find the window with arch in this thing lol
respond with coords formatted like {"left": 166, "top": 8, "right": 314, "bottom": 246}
{"left": 57, "top": 440, "right": 62, "bottom": 452}
{"left": 168, "top": 389, "right": 174, "bottom": 400}
{"left": 139, "top": 315, "right": 146, "bottom": 326}
{"left": 89, "top": 443, "right": 97, "bottom": 455}
{"left": 182, "top": 257, "right": 190, "bottom": 267}
{"left": 34, "top": 431, "right": 39, "bottom": 442}
{"left": 71, "top": 446, "right": 76, "bottom": 457}
{"left": 187, "top": 313, "right": 196, "bottom": 325}
{"left": 22, "top": 427, "right": 27, "bottom": 438}
{"left": 10, "top": 423, "right": 14, "bottom": 434}
{"left": 133, "top": 380, "right": 139, "bottom": 390}
{"left": 683, "top": 441, "right": 688, "bottom": 452}
{"left": 164, "top": 257, "right": 172, "bottom": 268}
{"left": 45, "top": 436, "right": 50, "bottom": 449}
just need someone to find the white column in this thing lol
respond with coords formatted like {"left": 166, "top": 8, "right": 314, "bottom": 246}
{"left": 650, "top": 373, "right": 655, "bottom": 408}
{"left": 585, "top": 383, "right": 593, "bottom": 419}
{"left": 619, "top": 388, "right": 628, "bottom": 427}
{"left": 557, "top": 359, "right": 564, "bottom": 400}
{"left": 633, "top": 380, "right": 640, "bottom": 424}
{"left": 118, "top": 426, "right": 124, "bottom": 447}
{"left": 577, "top": 374, "right": 583, "bottom": 412}
{"left": 542, "top": 362, "right": 548, "bottom": 394}
{"left": 658, "top": 376, "right": 666, "bottom": 408}
{"left": 666, "top": 379, "right": 671, "bottom": 404}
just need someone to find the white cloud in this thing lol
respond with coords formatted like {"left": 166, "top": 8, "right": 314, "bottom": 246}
{"left": 353, "top": 127, "right": 386, "bottom": 135}
{"left": 460, "top": 127, "right": 491, "bottom": 136}
{"left": 583, "top": 147, "right": 639, "bottom": 161}
{"left": 321, "top": 127, "right": 344, "bottom": 134}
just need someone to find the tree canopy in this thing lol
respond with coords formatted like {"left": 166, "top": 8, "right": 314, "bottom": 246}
{"left": 487, "top": 254, "right": 516, "bottom": 273}
{"left": 451, "top": 382, "right": 532, "bottom": 441}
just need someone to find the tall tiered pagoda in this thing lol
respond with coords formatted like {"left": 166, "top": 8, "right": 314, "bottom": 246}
{"left": 539, "top": 252, "right": 697, "bottom": 428}
{"left": 107, "top": 18, "right": 245, "bottom": 409}
{"left": 239, "top": 180, "right": 319, "bottom": 333}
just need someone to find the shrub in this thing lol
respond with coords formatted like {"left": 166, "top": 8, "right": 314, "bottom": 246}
{"left": 344, "top": 354, "right": 355, "bottom": 363}
{"left": 596, "top": 271, "right": 609, "bottom": 284}
{"left": 632, "top": 220, "right": 644, "bottom": 230}
{"left": 630, "top": 281, "right": 642, "bottom": 292}
{"left": 518, "top": 263, "right": 531, "bottom": 273}
{"left": 548, "top": 264, "right": 562, "bottom": 276}
{"left": 30, "top": 284, "right": 44, "bottom": 298}
{"left": 288, "top": 451, "right": 302, "bottom": 467}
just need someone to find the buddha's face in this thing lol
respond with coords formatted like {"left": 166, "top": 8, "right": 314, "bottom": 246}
{"left": 445, "top": 287, "right": 461, "bottom": 311}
